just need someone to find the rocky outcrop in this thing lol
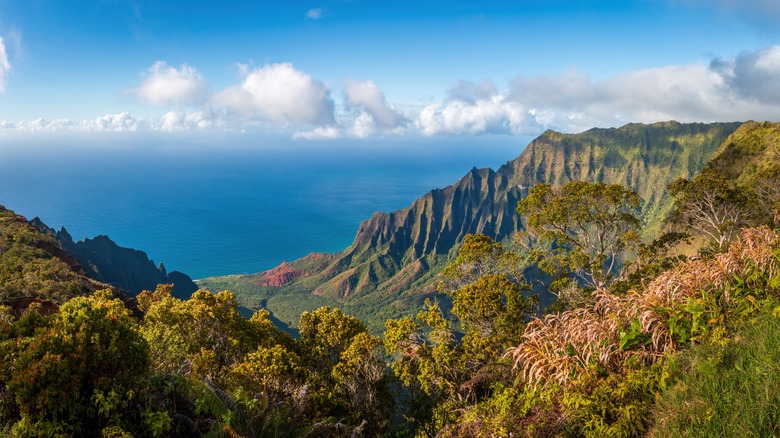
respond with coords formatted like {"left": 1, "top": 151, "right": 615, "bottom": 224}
{"left": 257, "top": 261, "right": 308, "bottom": 287}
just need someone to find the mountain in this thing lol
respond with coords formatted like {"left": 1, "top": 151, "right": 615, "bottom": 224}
{"left": 199, "top": 121, "right": 742, "bottom": 331}
{"left": 30, "top": 220, "right": 198, "bottom": 300}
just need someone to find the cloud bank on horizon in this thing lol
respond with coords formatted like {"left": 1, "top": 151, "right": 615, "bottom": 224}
{"left": 0, "top": 1, "right": 779, "bottom": 140}
{"left": 5, "top": 46, "right": 780, "bottom": 138}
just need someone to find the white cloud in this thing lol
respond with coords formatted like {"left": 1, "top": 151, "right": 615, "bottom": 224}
{"left": 79, "top": 112, "right": 141, "bottom": 132}
{"left": 293, "top": 125, "right": 342, "bottom": 140}
{"left": 9, "top": 46, "right": 780, "bottom": 139}
{"left": 419, "top": 46, "right": 780, "bottom": 135}
{"left": 343, "top": 79, "right": 406, "bottom": 129}
{"left": 306, "top": 8, "right": 324, "bottom": 20}
{"left": 418, "top": 81, "right": 530, "bottom": 135}
{"left": 18, "top": 118, "right": 77, "bottom": 132}
{"left": 156, "top": 110, "right": 217, "bottom": 132}
{"left": 711, "top": 46, "right": 780, "bottom": 104}
{"left": 347, "top": 112, "right": 376, "bottom": 138}
{"left": 214, "top": 62, "right": 335, "bottom": 126}
{"left": 130, "top": 61, "right": 208, "bottom": 107}
{"left": 0, "top": 37, "right": 12, "bottom": 92}
{"left": 6, "top": 113, "right": 142, "bottom": 133}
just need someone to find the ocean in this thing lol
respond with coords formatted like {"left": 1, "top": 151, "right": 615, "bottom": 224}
{"left": 0, "top": 135, "right": 528, "bottom": 279}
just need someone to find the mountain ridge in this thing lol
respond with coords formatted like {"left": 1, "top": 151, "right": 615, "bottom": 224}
{"left": 31, "top": 219, "right": 198, "bottom": 299}
{"left": 199, "top": 121, "right": 743, "bottom": 330}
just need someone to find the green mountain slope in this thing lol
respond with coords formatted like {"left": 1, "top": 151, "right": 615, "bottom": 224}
{"left": 199, "top": 121, "right": 741, "bottom": 331}
{"left": 0, "top": 205, "right": 111, "bottom": 304}
{"left": 707, "top": 121, "right": 780, "bottom": 184}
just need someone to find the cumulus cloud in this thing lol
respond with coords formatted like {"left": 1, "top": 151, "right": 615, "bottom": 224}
{"left": 418, "top": 80, "right": 528, "bottom": 135}
{"left": 18, "top": 118, "right": 76, "bottom": 132}
{"left": 0, "top": 112, "right": 217, "bottom": 134}
{"left": 306, "top": 8, "right": 324, "bottom": 20}
{"left": 5, "top": 113, "right": 142, "bottom": 133}
{"left": 214, "top": 62, "right": 335, "bottom": 126}
{"left": 711, "top": 46, "right": 780, "bottom": 104}
{"left": 343, "top": 79, "right": 407, "bottom": 129}
{"left": 418, "top": 45, "right": 780, "bottom": 135}
{"left": 79, "top": 112, "right": 141, "bottom": 132}
{"left": 0, "top": 37, "right": 12, "bottom": 92}
{"left": 130, "top": 61, "right": 208, "bottom": 107}
{"left": 156, "top": 110, "right": 219, "bottom": 132}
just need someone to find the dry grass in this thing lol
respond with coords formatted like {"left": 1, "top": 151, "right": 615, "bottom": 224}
{"left": 508, "top": 226, "right": 780, "bottom": 388}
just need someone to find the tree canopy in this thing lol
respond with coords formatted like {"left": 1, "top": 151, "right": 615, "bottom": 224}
{"left": 517, "top": 181, "right": 642, "bottom": 290}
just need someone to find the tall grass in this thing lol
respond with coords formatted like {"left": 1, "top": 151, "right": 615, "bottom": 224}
{"left": 649, "top": 304, "right": 780, "bottom": 437}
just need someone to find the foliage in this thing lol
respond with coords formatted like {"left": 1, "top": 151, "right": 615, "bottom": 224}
{"left": 517, "top": 181, "right": 642, "bottom": 290}
{"left": 385, "top": 233, "right": 537, "bottom": 434}
{"left": 1, "top": 290, "right": 164, "bottom": 436}
{"left": 440, "top": 233, "right": 529, "bottom": 289}
{"left": 750, "top": 163, "right": 780, "bottom": 225}
{"left": 610, "top": 231, "right": 690, "bottom": 295}
{"left": 140, "top": 286, "right": 288, "bottom": 383}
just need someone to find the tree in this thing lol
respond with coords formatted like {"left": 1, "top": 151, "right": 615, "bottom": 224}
{"left": 297, "top": 306, "right": 391, "bottom": 433}
{"left": 517, "top": 181, "right": 642, "bottom": 290}
{"left": 668, "top": 167, "right": 755, "bottom": 251}
{"left": 332, "top": 332, "right": 391, "bottom": 433}
{"left": 441, "top": 234, "right": 525, "bottom": 287}
{"left": 298, "top": 307, "right": 367, "bottom": 372}
{"left": 384, "top": 236, "right": 538, "bottom": 435}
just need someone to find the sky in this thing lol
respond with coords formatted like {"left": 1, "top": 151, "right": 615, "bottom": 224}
{"left": 0, "top": 0, "right": 779, "bottom": 143}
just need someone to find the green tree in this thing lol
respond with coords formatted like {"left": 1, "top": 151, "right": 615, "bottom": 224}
{"left": 385, "top": 258, "right": 536, "bottom": 434}
{"left": 517, "top": 181, "right": 642, "bottom": 290}
{"left": 332, "top": 332, "right": 391, "bottom": 433}
{"left": 750, "top": 164, "right": 780, "bottom": 224}
{"left": 297, "top": 307, "right": 391, "bottom": 433}
{"left": 440, "top": 233, "right": 528, "bottom": 289}
{"left": 298, "top": 306, "right": 367, "bottom": 372}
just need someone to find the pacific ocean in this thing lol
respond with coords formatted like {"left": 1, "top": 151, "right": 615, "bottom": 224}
{"left": 0, "top": 136, "right": 528, "bottom": 279}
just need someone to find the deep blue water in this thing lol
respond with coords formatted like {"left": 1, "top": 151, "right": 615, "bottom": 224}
{"left": 0, "top": 136, "right": 528, "bottom": 279}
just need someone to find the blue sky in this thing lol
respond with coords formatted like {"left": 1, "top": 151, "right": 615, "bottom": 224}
{"left": 0, "top": 0, "right": 779, "bottom": 141}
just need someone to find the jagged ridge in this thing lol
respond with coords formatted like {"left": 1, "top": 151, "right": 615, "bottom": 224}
{"left": 200, "top": 121, "right": 742, "bottom": 330}
{"left": 31, "top": 220, "right": 198, "bottom": 299}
